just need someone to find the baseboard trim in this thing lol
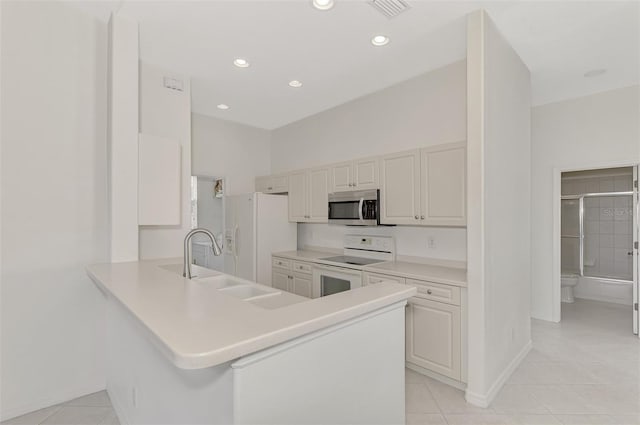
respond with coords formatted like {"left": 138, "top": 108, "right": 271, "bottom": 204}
{"left": 406, "top": 363, "right": 466, "bottom": 391}
{"left": 0, "top": 384, "right": 106, "bottom": 422}
{"left": 465, "top": 340, "right": 532, "bottom": 408}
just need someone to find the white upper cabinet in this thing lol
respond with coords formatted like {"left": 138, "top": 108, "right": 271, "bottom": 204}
{"left": 255, "top": 174, "right": 288, "bottom": 194}
{"left": 380, "top": 150, "right": 421, "bottom": 225}
{"left": 420, "top": 142, "right": 466, "bottom": 226}
{"left": 330, "top": 161, "right": 353, "bottom": 193}
{"left": 354, "top": 157, "right": 379, "bottom": 190}
{"left": 288, "top": 171, "right": 307, "bottom": 222}
{"left": 330, "top": 158, "right": 379, "bottom": 193}
{"left": 138, "top": 133, "right": 181, "bottom": 226}
{"left": 308, "top": 167, "right": 330, "bottom": 222}
{"left": 380, "top": 143, "right": 466, "bottom": 227}
{"left": 288, "top": 168, "right": 329, "bottom": 223}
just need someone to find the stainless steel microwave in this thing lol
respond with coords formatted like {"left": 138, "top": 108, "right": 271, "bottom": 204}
{"left": 328, "top": 189, "right": 379, "bottom": 226}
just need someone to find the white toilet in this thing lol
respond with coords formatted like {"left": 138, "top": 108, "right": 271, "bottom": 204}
{"left": 561, "top": 273, "right": 579, "bottom": 303}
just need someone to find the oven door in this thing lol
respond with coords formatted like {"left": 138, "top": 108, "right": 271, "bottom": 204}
{"left": 328, "top": 190, "right": 379, "bottom": 226}
{"left": 312, "top": 264, "right": 363, "bottom": 298}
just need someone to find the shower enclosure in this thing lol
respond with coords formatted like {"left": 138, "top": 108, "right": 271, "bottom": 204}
{"left": 561, "top": 193, "right": 634, "bottom": 281}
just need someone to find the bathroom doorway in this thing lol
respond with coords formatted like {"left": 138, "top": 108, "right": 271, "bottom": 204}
{"left": 190, "top": 175, "right": 226, "bottom": 272}
{"left": 559, "top": 166, "right": 638, "bottom": 335}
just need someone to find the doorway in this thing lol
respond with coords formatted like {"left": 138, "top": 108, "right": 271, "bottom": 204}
{"left": 558, "top": 166, "right": 638, "bottom": 335}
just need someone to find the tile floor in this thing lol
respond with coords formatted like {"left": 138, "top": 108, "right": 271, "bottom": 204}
{"left": 407, "top": 299, "right": 640, "bottom": 425}
{"left": 3, "top": 299, "right": 638, "bottom": 425}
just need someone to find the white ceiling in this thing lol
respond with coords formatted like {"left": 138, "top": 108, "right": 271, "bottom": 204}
{"left": 75, "top": 1, "right": 639, "bottom": 130}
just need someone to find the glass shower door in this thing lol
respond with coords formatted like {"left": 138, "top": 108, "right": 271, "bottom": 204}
{"left": 561, "top": 198, "right": 582, "bottom": 275}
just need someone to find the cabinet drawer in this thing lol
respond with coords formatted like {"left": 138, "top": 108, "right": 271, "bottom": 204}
{"left": 363, "top": 272, "right": 405, "bottom": 286}
{"left": 272, "top": 257, "right": 291, "bottom": 270}
{"left": 407, "top": 279, "right": 460, "bottom": 305}
{"left": 292, "top": 261, "right": 313, "bottom": 274}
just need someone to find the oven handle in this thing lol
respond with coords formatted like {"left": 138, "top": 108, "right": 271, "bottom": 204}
{"left": 358, "top": 198, "right": 364, "bottom": 221}
{"left": 313, "top": 264, "right": 362, "bottom": 277}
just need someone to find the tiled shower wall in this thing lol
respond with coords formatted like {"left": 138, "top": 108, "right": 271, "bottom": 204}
{"left": 562, "top": 174, "right": 634, "bottom": 281}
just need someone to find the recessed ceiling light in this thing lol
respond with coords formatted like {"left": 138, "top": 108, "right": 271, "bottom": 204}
{"left": 289, "top": 80, "right": 303, "bottom": 88}
{"left": 217, "top": 104, "right": 230, "bottom": 110}
{"left": 312, "top": 0, "right": 334, "bottom": 11}
{"left": 584, "top": 68, "right": 606, "bottom": 78}
{"left": 371, "top": 35, "right": 390, "bottom": 46}
{"left": 233, "top": 58, "right": 250, "bottom": 68}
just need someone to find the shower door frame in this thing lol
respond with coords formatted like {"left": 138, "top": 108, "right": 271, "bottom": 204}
{"left": 561, "top": 191, "right": 634, "bottom": 280}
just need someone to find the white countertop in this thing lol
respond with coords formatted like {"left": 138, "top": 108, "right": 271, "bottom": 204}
{"left": 363, "top": 261, "right": 467, "bottom": 287}
{"left": 273, "top": 250, "right": 467, "bottom": 287}
{"left": 87, "top": 258, "right": 415, "bottom": 370}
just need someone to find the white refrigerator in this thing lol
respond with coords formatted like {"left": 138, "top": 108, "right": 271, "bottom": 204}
{"left": 224, "top": 193, "right": 297, "bottom": 286}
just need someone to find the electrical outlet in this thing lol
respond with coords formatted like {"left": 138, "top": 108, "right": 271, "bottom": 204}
{"left": 427, "top": 237, "right": 436, "bottom": 249}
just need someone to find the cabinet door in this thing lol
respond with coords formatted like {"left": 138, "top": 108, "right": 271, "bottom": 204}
{"left": 420, "top": 143, "right": 466, "bottom": 226}
{"left": 406, "top": 297, "right": 461, "bottom": 380}
{"left": 255, "top": 176, "right": 271, "bottom": 193}
{"left": 379, "top": 150, "right": 421, "bottom": 225}
{"left": 354, "top": 158, "right": 379, "bottom": 190}
{"left": 308, "top": 167, "right": 329, "bottom": 222}
{"left": 330, "top": 162, "right": 353, "bottom": 193}
{"left": 272, "top": 270, "right": 290, "bottom": 292}
{"left": 291, "top": 272, "right": 313, "bottom": 298}
{"left": 288, "top": 171, "right": 308, "bottom": 222}
{"left": 272, "top": 174, "right": 289, "bottom": 193}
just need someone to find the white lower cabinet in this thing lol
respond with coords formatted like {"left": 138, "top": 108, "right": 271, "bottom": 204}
{"left": 291, "top": 272, "right": 313, "bottom": 298}
{"left": 362, "top": 272, "right": 405, "bottom": 286}
{"left": 271, "top": 256, "right": 313, "bottom": 298}
{"left": 272, "top": 269, "right": 290, "bottom": 292}
{"left": 406, "top": 297, "right": 461, "bottom": 381}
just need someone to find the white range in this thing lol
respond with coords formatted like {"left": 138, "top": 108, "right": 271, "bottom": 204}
{"left": 311, "top": 235, "right": 395, "bottom": 298}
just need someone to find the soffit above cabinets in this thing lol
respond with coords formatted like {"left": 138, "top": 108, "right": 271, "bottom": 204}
{"left": 74, "top": 1, "right": 639, "bottom": 130}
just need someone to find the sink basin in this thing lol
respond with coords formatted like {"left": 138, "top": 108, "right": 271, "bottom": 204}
{"left": 219, "top": 284, "right": 279, "bottom": 300}
{"left": 196, "top": 275, "right": 244, "bottom": 289}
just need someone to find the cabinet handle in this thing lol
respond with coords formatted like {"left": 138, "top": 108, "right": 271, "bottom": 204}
{"left": 414, "top": 215, "right": 419, "bottom": 219}
{"left": 427, "top": 289, "right": 432, "bottom": 295}
{"left": 268, "top": 186, "right": 273, "bottom": 190}
{"left": 421, "top": 215, "right": 425, "bottom": 220}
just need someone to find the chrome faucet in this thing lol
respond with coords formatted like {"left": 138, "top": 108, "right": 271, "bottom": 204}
{"left": 183, "top": 228, "right": 223, "bottom": 279}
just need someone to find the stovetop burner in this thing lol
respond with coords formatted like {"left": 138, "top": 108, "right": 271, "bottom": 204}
{"left": 320, "top": 255, "right": 384, "bottom": 266}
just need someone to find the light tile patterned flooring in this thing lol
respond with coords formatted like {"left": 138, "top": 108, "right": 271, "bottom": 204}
{"left": 4, "top": 300, "right": 638, "bottom": 425}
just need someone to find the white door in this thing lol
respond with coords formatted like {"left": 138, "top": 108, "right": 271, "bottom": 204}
{"left": 633, "top": 166, "right": 639, "bottom": 336}
{"left": 288, "top": 171, "right": 307, "bottom": 222}
{"left": 354, "top": 157, "right": 379, "bottom": 190}
{"left": 420, "top": 143, "right": 466, "bottom": 226}
{"left": 405, "top": 297, "right": 461, "bottom": 380}
{"left": 308, "top": 167, "right": 329, "bottom": 222}
{"left": 291, "top": 272, "right": 313, "bottom": 298}
{"left": 272, "top": 270, "right": 290, "bottom": 292}
{"left": 379, "top": 150, "right": 421, "bottom": 225}
{"left": 330, "top": 162, "right": 353, "bottom": 193}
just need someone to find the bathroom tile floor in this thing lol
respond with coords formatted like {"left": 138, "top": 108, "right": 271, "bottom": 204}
{"left": 4, "top": 300, "right": 638, "bottom": 425}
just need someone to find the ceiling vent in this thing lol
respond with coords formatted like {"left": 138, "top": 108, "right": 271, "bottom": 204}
{"left": 369, "top": 0, "right": 411, "bottom": 19}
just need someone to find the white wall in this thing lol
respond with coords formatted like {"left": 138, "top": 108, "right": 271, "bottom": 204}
{"left": 531, "top": 86, "right": 640, "bottom": 321}
{"left": 271, "top": 60, "right": 467, "bottom": 173}
{"left": 195, "top": 177, "right": 224, "bottom": 271}
{"left": 270, "top": 61, "right": 468, "bottom": 261}
{"left": 1, "top": 2, "right": 108, "bottom": 419}
{"left": 191, "top": 113, "right": 271, "bottom": 195}
{"left": 466, "top": 10, "right": 532, "bottom": 407}
{"left": 138, "top": 62, "right": 192, "bottom": 260}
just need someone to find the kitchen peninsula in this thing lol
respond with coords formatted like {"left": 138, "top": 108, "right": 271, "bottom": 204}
{"left": 87, "top": 258, "right": 415, "bottom": 425}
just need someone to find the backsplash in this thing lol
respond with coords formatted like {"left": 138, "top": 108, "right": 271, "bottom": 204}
{"left": 297, "top": 224, "right": 467, "bottom": 262}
